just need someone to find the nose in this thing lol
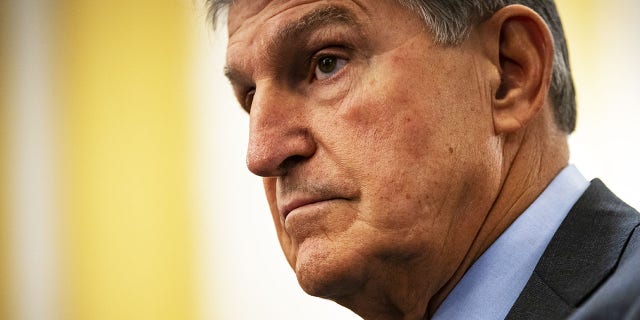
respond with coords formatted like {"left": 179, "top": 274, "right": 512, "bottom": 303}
{"left": 246, "top": 84, "right": 316, "bottom": 177}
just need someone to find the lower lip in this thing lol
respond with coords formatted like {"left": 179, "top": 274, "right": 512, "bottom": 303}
{"left": 285, "top": 199, "right": 337, "bottom": 221}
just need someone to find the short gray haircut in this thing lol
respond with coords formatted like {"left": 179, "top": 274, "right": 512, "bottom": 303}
{"left": 208, "top": 0, "right": 576, "bottom": 133}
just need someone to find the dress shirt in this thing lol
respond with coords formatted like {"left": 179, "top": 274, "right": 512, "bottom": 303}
{"left": 432, "top": 165, "right": 589, "bottom": 320}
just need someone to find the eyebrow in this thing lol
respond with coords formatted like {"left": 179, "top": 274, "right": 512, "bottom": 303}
{"left": 224, "top": 5, "right": 359, "bottom": 84}
{"left": 276, "top": 5, "right": 357, "bottom": 45}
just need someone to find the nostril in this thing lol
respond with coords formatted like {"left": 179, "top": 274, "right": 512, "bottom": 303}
{"left": 279, "top": 155, "right": 307, "bottom": 172}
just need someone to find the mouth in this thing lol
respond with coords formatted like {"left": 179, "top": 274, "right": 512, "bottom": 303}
{"left": 281, "top": 197, "right": 344, "bottom": 221}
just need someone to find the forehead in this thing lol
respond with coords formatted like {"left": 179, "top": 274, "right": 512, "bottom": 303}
{"left": 227, "top": 0, "right": 405, "bottom": 45}
{"left": 226, "top": 0, "right": 271, "bottom": 34}
{"left": 228, "top": 0, "right": 368, "bottom": 35}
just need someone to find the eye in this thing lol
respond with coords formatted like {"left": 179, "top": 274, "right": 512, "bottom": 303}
{"left": 244, "top": 89, "right": 255, "bottom": 112}
{"left": 314, "top": 55, "right": 347, "bottom": 81}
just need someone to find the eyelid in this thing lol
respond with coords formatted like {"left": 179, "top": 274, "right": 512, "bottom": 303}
{"left": 243, "top": 88, "right": 255, "bottom": 113}
{"left": 309, "top": 47, "right": 350, "bottom": 82}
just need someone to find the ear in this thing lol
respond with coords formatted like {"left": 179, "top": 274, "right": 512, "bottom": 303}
{"left": 482, "top": 5, "right": 554, "bottom": 134}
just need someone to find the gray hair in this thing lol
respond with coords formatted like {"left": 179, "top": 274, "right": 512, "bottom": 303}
{"left": 208, "top": 0, "right": 576, "bottom": 133}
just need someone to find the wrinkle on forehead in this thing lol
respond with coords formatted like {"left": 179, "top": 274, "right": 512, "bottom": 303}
{"left": 275, "top": 5, "right": 357, "bottom": 44}
{"left": 227, "top": 0, "right": 316, "bottom": 37}
{"left": 227, "top": 0, "right": 372, "bottom": 36}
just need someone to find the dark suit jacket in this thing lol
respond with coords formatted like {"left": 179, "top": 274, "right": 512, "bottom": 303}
{"left": 506, "top": 179, "right": 640, "bottom": 320}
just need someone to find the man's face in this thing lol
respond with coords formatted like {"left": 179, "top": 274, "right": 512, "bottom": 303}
{"left": 226, "top": 0, "right": 504, "bottom": 299}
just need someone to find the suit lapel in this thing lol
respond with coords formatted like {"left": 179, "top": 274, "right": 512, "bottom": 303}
{"left": 506, "top": 179, "right": 640, "bottom": 319}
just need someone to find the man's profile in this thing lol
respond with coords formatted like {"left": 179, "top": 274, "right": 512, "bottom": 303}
{"left": 207, "top": 0, "right": 640, "bottom": 319}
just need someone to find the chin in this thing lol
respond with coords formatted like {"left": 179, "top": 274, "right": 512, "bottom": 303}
{"left": 293, "top": 237, "right": 367, "bottom": 299}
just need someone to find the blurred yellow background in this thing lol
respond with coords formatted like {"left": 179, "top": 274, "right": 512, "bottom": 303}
{"left": 56, "top": 1, "right": 194, "bottom": 320}
{"left": 1, "top": 1, "right": 639, "bottom": 320}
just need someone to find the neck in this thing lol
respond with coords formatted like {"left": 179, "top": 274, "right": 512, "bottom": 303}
{"left": 427, "top": 106, "right": 570, "bottom": 317}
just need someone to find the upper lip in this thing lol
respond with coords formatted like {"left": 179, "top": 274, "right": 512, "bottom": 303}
{"left": 281, "top": 196, "right": 339, "bottom": 220}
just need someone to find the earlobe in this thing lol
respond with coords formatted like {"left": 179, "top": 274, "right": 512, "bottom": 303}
{"left": 488, "top": 6, "right": 554, "bottom": 134}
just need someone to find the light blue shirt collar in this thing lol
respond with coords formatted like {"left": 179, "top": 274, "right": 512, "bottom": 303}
{"left": 432, "top": 165, "right": 589, "bottom": 320}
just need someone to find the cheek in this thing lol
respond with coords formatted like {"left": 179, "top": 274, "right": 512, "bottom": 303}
{"left": 327, "top": 61, "right": 444, "bottom": 176}
{"left": 322, "top": 48, "right": 497, "bottom": 226}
